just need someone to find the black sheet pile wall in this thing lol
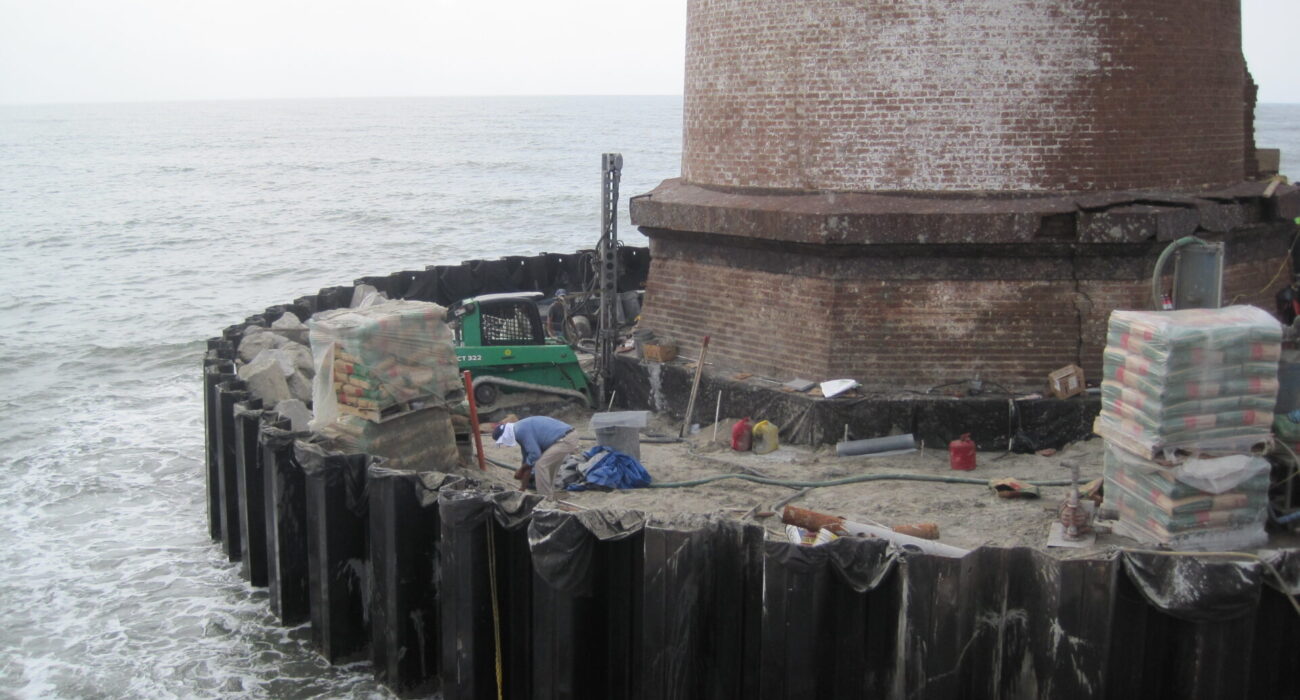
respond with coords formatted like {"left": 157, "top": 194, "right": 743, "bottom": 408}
{"left": 214, "top": 379, "right": 249, "bottom": 562}
{"left": 233, "top": 399, "right": 267, "bottom": 586}
{"left": 261, "top": 413, "right": 310, "bottom": 625}
{"left": 367, "top": 467, "right": 456, "bottom": 696}
{"left": 344, "top": 248, "right": 649, "bottom": 308}
{"left": 207, "top": 402, "right": 1300, "bottom": 698}
{"left": 298, "top": 445, "right": 373, "bottom": 664}
{"left": 201, "top": 245, "right": 1300, "bottom": 698}
{"left": 203, "top": 338, "right": 235, "bottom": 542}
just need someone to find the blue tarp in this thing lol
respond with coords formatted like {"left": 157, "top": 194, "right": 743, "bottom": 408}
{"left": 567, "top": 446, "right": 652, "bottom": 491}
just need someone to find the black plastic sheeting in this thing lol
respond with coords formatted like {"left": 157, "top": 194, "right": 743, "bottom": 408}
{"left": 638, "top": 518, "right": 765, "bottom": 699}
{"left": 528, "top": 509, "right": 645, "bottom": 699}
{"left": 261, "top": 413, "right": 311, "bottom": 625}
{"left": 233, "top": 399, "right": 267, "bottom": 586}
{"left": 298, "top": 442, "right": 374, "bottom": 664}
{"left": 612, "top": 355, "right": 1099, "bottom": 450}
{"left": 341, "top": 249, "right": 650, "bottom": 310}
{"left": 760, "top": 537, "right": 899, "bottom": 698}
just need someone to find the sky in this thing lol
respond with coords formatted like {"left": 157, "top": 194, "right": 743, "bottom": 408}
{"left": 0, "top": 0, "right": 1297, "bottom": 105}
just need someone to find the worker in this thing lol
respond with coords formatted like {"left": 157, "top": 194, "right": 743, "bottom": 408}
{"left": 493, "top": 416, "right": 581, "bottom": 497}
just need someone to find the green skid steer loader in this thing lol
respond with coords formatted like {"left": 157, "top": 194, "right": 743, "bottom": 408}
{"left": 449, "top": 292, "right": 592, "bottom": 409}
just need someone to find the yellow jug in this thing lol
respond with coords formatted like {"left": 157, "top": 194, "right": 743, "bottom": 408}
{"left": 751, "top": 420, "right": 779, "bottom": 454}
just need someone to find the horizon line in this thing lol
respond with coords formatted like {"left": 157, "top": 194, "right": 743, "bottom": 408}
{"left": 0, "top": 93, "right": 687, "bottom": 108}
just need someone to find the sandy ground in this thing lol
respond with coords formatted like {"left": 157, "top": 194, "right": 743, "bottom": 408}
{"left": 471, "top": 407, "right": 1137, "bottom": 557}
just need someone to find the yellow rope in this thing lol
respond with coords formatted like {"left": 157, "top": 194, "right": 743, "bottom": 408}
{"left": 1228, "top": 226, "right": 1300, "bottom": 305}
{"left": 487, "top": 524, "right": 504, "bottom": 700}
{"left": 1122, "top": 548, "right": 1300, "bottom": 619}
{"left": 1271, "top": 439, "right": 1300, "bottom": 486}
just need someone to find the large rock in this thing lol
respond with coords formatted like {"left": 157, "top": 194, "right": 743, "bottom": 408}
{"left": 238, "top": 326, "right": 288, "bottom": 363}
{"left": 238, "top": 350, "right": 293, "bottom": 404}
{"left": 271, "top": 312, "right": 310, "bottom": 346}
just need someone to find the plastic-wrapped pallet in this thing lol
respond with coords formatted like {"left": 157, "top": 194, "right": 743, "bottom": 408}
{"left": 1103, "top": 443, "right": 1269, "bottom": 550}
{"left": 1095, "top": 305, "right": 1281, "bottom": 459}
{"left": 321, "top": 408, "right": 460, "bottom": 472}
{"left": 308, "top": 300, "right": 463, "bottom": 430}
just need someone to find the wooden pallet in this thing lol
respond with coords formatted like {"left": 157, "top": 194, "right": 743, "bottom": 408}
{"left": 337, "top": 396, "right": 438, "bottom": 424}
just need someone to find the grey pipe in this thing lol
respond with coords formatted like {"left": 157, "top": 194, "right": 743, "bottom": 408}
{"left": 836, "top": 434, "right": 917, "bottom": 457}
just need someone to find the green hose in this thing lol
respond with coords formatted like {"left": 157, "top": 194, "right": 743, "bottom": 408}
{"left": 489, "top": 456, "right": 1075, "bottom": 490}
{"left": 649, "top": 472, "right": 1075, "bottom": 489}
{"left": 1150, "top": 235, "right": 1210, "bottom": 309}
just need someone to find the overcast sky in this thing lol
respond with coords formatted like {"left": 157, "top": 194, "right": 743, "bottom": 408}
{"left": 1, "top": 0, "right": 1297, "bottom": 105}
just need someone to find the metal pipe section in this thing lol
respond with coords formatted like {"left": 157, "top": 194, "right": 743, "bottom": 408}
{"left": 835, "top": 434, "right": 918, "bottom": 457}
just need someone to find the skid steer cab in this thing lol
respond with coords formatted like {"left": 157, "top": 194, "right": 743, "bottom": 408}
{"left": 449, "top": 292, "right": 592, "bottom": 409}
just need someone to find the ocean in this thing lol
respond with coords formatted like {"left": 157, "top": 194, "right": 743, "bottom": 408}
{"left": 0, "top": 96, "right": 1296, "bottom": 698}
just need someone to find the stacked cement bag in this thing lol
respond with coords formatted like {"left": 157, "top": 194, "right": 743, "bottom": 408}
{"left": 1103, "top": 444, "right": 1270, "bottom": 549}
{"left": 308, "top": 300, "right": 462, "bottom": 426}
{"left": 1096, "top": 305, "right": 1280, "bottom": 550}
{"left": 1097, "top": 305, "right": 1281, "bottom": 457}
{"left": 320, "top": 409, "right": 460, "bottom": 471}
{"left": 308, "top": 300, "right": 465, "bottom": 472}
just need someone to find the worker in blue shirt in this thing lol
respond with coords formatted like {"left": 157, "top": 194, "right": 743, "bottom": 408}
{"left": 493, "top": 416, "right": 580, "bottom": 497}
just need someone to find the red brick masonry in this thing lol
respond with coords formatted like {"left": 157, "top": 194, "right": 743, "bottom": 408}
{"left": 636, "top": 0, "right": 1295, "bottom": 390}
{"left": 632, "top": 183, "right": 1300, "bottom": 390}
{"left": 684, "top": 0, "right": 1248, "bottom": 193}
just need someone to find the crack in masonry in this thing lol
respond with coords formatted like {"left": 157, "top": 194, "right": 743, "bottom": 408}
{"left": 1069, "top": 246, "right": 1092, "bottom": 368}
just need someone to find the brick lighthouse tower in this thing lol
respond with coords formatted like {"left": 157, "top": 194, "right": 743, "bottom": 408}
{"left": 630, "top": 0, "right": 1299, "bottom": 390}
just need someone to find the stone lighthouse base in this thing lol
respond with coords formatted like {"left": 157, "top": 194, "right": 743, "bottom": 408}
{"left": 630, "top": 179, "right": 1300, "bottom": 391}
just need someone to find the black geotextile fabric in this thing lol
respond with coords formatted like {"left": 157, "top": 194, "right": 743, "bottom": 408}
{"left": 233, "top": 400, "right": 267, "bottom": 587}
{"left": 315, "top": 285, "right": 355, "bottom": 312}
{"left": 297, "top": 442, "right": 374, "bottom": 663}
{"left": 366, "top": 466, "right": 468, "bottom": 696}
{"left": 396, "top": 269, "right": 440, "bottom": 302}
{"left": 437, "top": 263, "right": 480, "bottom": 305}
{"left": 611, "top": 355, "right": 1100, "bottom": 450}
{"left": 468, "top": 259, "right": 524, "bottom": 296}
{"left": 759, "top": 537, "right": 900, "bottom": 699}
{"left": 529, "top": 510, "right": 644, "bottom": 699}
{"left": 527, "top": 509, "right": 647, "bottom": 596}
{"left": 215, "top": 380, "right": 249, "bottom": 562}
{"left": 617, "top": 246, "right": 650, "bottom": 293}
{"left": 638, "top": 517, "right": 765, "bottom": 700}
{"left": 292, "top": 294, "right": 321, "bottom": 316}
{"left": 263, "top": 302, "right": 310, "bottom": 323}
{"left": 436, "top": 491, "right": 500, "bottom": 700}
{"left": 260, "top": 414, "right": 311, "bottom": 625}
{"left": 280, "top": 249, "right": 647, "bottom": 314}
{"left": 1120, "top": 551, "right": 1264, "bottom": 622}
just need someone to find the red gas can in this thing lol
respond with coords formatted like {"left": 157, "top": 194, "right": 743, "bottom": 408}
{"left": 949, "top": 433, "right": 976, "bottom": 471}
{"left": 731, "top": 417, "right": 753, "bottom": 451}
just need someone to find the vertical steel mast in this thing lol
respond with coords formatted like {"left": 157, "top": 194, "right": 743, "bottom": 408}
{"left": 595, "top": 153, "right": 623, "bottom": 409}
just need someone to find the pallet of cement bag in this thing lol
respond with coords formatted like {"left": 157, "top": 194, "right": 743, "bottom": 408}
{"left": 308, "top": 300, "right": 463, "bottom": 430}
{"left": 1093, "top": 412, "right": 1271, "bottom": 460}
{"left": 323, "top": 408, "right": 460, "bottom": 471}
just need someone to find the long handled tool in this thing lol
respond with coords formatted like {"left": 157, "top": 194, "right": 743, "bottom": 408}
{"left": 463, "top": 370, "right": 487, "bottom": 471}
{"left": 679, "top": 335, "right": 710, "bottom": 438}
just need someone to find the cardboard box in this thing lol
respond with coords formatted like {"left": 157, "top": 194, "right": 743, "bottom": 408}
{"left": 641, "top": 343, "right": 678, "bottom": 363}
{"left": 1048, "top": 364, "right": 1085, "bottom": 399}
